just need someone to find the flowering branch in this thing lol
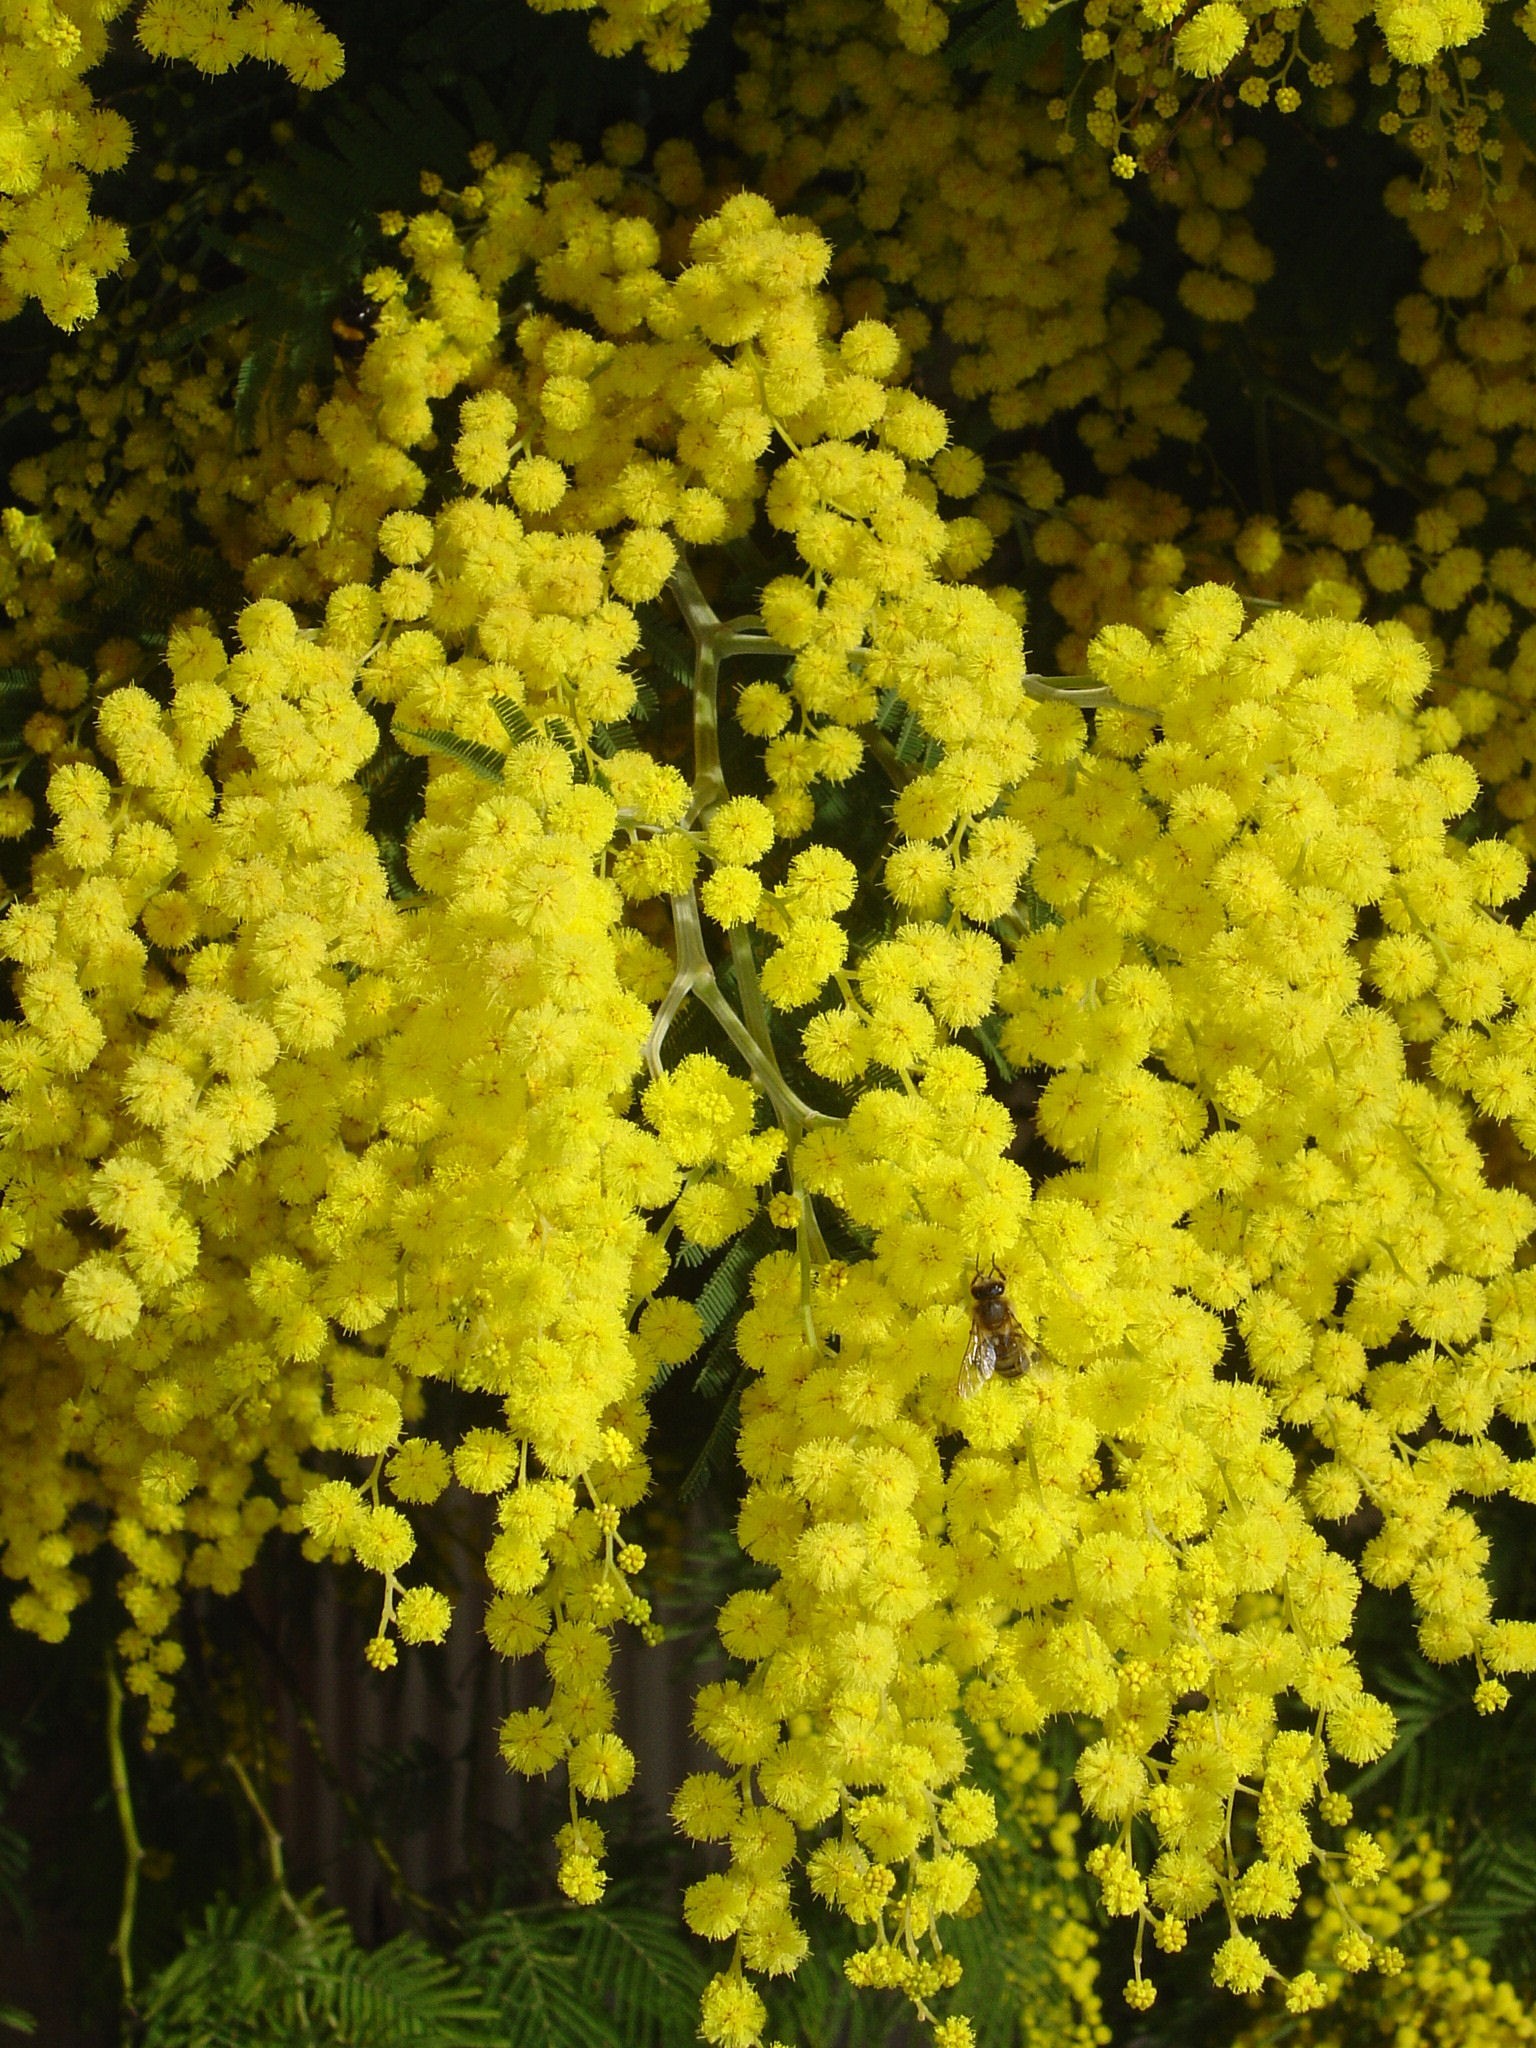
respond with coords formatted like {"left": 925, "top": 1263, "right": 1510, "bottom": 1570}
{"left": 644, "top": 560, "right": 828, "bottom": 1138}
{"left": 648, "top": 882, "right": 825, "bottom": 1136}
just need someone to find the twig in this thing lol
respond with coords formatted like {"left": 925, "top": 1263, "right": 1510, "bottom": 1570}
{"left": 225, "top": 1751, "right": 300, "bottom": 1915}
{"left": 665, "top": 555, "right": 720, "bottom": 644}
{"left": 726, "top": 924, "right": 777, "bottom": 1069}
{"left": 1022, "top": 673, "right": 1126, "bottom": 709}
{"left": 650, "top": 560, "right": 829, "bottom": 1138}
{"left": 105, "top": 1660, "right": 143, "bottom": 2019}
{"left": 861, "top": 725, "right": 913, "bottom": 790}
{"left": 650, "top": 885, "right": 826, "bottom": 1135}
{"left": 652, "top": 562, "right": 840, "bottom": 1355}
{"left": 235, "top": 1596, "right": 454, "bottom": 1932}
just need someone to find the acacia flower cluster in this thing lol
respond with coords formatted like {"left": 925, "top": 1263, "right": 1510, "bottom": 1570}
{"left": 0, "top": 601, "right": 392, "bottom": 1724}
{"left": 4, "top": 25, "right": 1536, "bottom": 2041}
{"left": 1231, "top": 1829, "right": 1536, "bottom": 2046}
{"left": 594, "top": 0, "right": 1519, "bottom": 197}
{"left": 0, "top": 0, "right": 341, "bottom": 328}
{"left": 721, "top": 0, "right": 1205, "bottom": 477}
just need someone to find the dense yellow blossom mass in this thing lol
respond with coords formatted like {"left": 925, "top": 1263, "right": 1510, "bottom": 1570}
{"left": 3, "top": 0, "right": 1536, "bottom": 2040}
{"left": 1233, "top": 1831, "right": 1536, "bottom": 2044}
{"left": 0, "top": 0, "right": 341, "bottom": 327}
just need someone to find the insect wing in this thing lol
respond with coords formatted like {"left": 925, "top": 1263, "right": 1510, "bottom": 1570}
{"left": 958, "top": 1323, "right": 999, "bottom": 1399}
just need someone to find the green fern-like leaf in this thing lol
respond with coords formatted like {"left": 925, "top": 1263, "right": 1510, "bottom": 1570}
{"left": 630, "top": 680, "right": 661, "bottom": 724}
{"left": 692, "top": 1213, "right": 779, "bottom": 1341}
{"left": 944, "top": 0, "right": 1083, "bottom": 87}
{"left": 139, "top": 1893, "right": 317, "bottom": 2046}
{"left": 490, "top": 696, "right": 539, "bottom": 749}
{"left": 967, "top": 1017, "right": 1016, "bottom": 1084}
{"left": 588, "top": 719, "right": 633, "bottom": 759}
{"left": 943, "top": 1883, "right": 1047, "bottom": 2048}
{"left": 1006, "top": 878, "right": 1062, "bottom": 938}
{"left": 232, "top": 339, "right": 286, "bottom": 442}
{"left": 360, "top": 1737, "right": 455, "bottom": 1843}
{"left": 569, "top": 1906, "right": 706, "bottom": 2048}
{"left": 1350, "top": 1656, "right": 1478, "bottom": 1814}
{"left": 545, "top": 715, "right": 582, "bottom": 761}
{"left": 487, "top": 700, "right": 586, "bottom": 767}
{"left": 397, "top": 726, "right": 507, "bottom": 784}
{"left": 319, "top": 1935, "right": 496, "bottom": 2046}
{"left": 944, "top": 0, "right": 1016, "bottom": 63}
{"left": 638, "top": 614, "right": 695, "bottom": 694}
{"left": 763, "top": 1930, "right": 896, "bottom": 2048}
{"left": 1448, "top": 1831, "right": 1536, "bottom": 1961}
{"left": 679, "top": 1368, "right": 746, "bottom": 1502}
{"left": 141, "top": 1892, "right": 500, "bottom": 2048}
{"left": 171, "top": 77, "right": 479, "bottom": 430}
{"left": 458, "top": 1910, "right": 619, "bottom": 2048}
{"left": 691, "top": 1319, "right": 744, "bottom": 1400}
{"left": 0, "top": 1820, "right": 26, "bottom": 1927}
{"left": 874, "top": 689, "right": 936, "bottom": 769}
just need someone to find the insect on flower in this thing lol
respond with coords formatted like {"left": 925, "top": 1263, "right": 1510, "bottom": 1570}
{"left": 958, "top": 1262, "right": 1033, "bottom": 1398}
{"left": 331, "top": 286, "right": 381, "bottom": 367}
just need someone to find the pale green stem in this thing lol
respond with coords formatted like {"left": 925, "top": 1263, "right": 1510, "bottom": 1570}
{"left": 226, "top": 1752, "right": 307, "bottom": 1923}
{"left": 665, "top": 570, "right": 1119, "bottom": 704}
{"left": 862, "top": 726, "right": 911, "bottom": 790}
{"left": 650, "top": 884, "right": 825, "bottom": 1136}
{"left": 642, "top": 914, "right": 701, "bottom": 1082}
{"left": 727, "top": 923, "right": 778, "bottom": 1067}
{"left": 106, "top": 1660, "right": 143, "bottom": 2015}
{"left": 1022, "top": 674, "right": 1125, "bottom": 708}
{"left": 652, "top": 561, "right": 838, "bottom": 1334}
{"left": 688, "top": 637, "right": 729, "bottom": 822}
{"left": 713, "top": 632, "right": 781, "bottom": 658}
{"left": 667, "top": 555, "right": 721, "bottom": 644}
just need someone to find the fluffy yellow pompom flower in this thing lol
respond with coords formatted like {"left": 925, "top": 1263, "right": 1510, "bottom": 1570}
{"left": 1173, "top": 1, "right": 1249, "bottom": 75}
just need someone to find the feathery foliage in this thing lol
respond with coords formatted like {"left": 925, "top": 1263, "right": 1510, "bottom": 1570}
{"left": 139, "top": 1893, "right": 496, "bottom": 2048}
